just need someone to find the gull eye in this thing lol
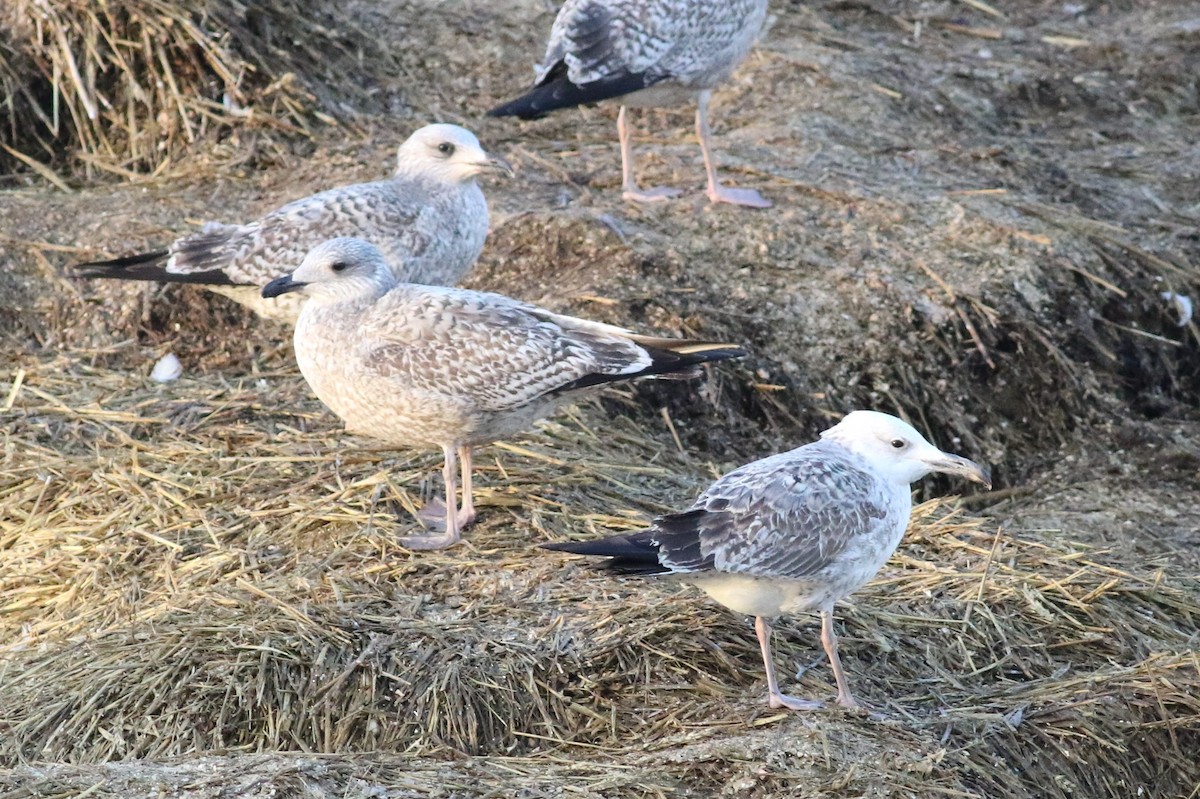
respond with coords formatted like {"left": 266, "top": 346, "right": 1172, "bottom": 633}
{"left": 890, "top": 438, "right": 906, "bottom": 449}
{"left": 437, "top": 142, "right": 455, "bottom": 156}
{"left": 330, "top": 261, "right": 348, "bottom": 273}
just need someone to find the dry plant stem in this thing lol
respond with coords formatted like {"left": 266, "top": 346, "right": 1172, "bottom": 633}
{"left": 695, "top": 90, "right": 772, "bottom": 208}
{"left": 821, "top": 606, "right": 860, "bottom": 710}
{"left": 756, "top": 616, "right": 822, "bottom": 711}
{"left": 618, "top": 105, "right": 682, "bottom": 203}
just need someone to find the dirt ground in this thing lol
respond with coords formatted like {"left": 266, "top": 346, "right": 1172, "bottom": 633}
{"left": 2, "top": 0, "right": 1199, "bottom": 797}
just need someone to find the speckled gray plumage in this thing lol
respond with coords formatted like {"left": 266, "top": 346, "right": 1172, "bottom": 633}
{"left": 544, "top": 410, "right": 990, "bottom": 708}
{"left": 489, "top": 0, "right": 772, "bottom": 207}
{"left": 541, "top": 0, "right": 769, "bottom": 105}
{"left": 188, "top": 173, "right": 488, "bottom": 321}
{"left": 271, "top": 237, "right": 744, "bottom": 548}
{"left": 74, "top": 125, "right": 500, "bottom": 323}
{"left": 295, "top": 274, "right": 740, "bottom": 449}
{"left": 651, "top": 440, "right": 908, "bottom": 611}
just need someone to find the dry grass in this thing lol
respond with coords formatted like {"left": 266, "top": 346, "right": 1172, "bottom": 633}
{"left": 0, "top": 0, "right": 394, "bottom": 182}
{"left": 1, "top": 350, "right": 1198, "bottom": 797}
{"left": 2, "top": 1, "right": 1200, "bottom": 796}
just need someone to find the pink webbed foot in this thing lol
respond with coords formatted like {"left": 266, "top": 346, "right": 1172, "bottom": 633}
{"left": 623, "top": 185, "right": 684, "bottom": 203}
{"left": 707, "top": 184, "right": 772, "bottom": 209}
{"left": 768, "top": 692, "right": 824, "bottom": 711}
{"left": 397, "top": 528, "right": 462, "bottom": 551}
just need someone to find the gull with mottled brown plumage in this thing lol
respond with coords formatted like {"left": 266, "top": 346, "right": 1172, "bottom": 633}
{"left": 262, "top": 236, "right": 746, "bottom": 550}
{"left": 74, "top": 124, "right": 511, "bottom": 322}
{"left": 545, "top": 411, "right": 991, "bottom": 711}
{"left": 489, "top": 0, "right": 772, "bottom": 208}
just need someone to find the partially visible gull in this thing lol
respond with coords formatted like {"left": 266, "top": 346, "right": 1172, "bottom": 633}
{"left": 544, "top": 411, "right": 990, "bottom": 710}
{"left": 262, "top": 237, "right": 746, "bottom": 550}
{"left": 489, "top": 0, "right": 772, "bottom": 208}
{"left": 74, "top": 124, "right": 511, "bottom": 322}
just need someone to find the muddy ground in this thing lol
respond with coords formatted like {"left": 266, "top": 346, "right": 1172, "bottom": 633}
{"left": 2, "top": 0, "right": 1199, "bottom": 797}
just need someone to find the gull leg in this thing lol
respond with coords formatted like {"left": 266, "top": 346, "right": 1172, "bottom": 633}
{"left": 756, "top": 616, "right": 822, "bottom": 711}
{"left": 618, "top": 105, "right": 682, "bottom": 203}
{"left": 457, "top": 445, "right": 477, "bottom": 529}
{"left": 401, "top": 444, "right": 462, "bottom": 550}
{"left": 696, "top": 90, "right": 771, "bottom": 209}
{"left": 820, "top": 607, "right": 860, "bottom": 709}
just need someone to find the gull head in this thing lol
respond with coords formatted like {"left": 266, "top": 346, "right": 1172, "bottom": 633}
{"left": 261, "top": 237, "right": 396, "bottom": 304}
{"left": 820, "top": 410, "right": 991, "bottom": 489}
{"left": 395, "top": 124, "right": 512, "bottom": 183}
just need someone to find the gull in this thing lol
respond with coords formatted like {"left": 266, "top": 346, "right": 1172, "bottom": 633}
{"left": 489, "top": 0, "right": 772, "bottom": 208}
{"left": 73, "top": 124, "right": 511, "bottom": 322}
{"left": 544, "top": 410, "right": 990, "bottom": 710}
{"left": 262, "top": 237, "right": 745, "bottom": 550}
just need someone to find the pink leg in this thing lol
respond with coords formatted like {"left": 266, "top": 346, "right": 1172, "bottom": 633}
{"left": 618, "top": 106, "right": 682, "bottom": 203}
{"left": 820, "top": 607, "right": 860, "bottom": 709}
{"left": 756, "top": 616, "right": 822, "bottom": 711}
{"left": 415, "top": 445, "right": 477, "bottom": 536}
{"left": 696, "top": 90, "right": 771, "bottom": 209}
{"left": 457, "top": 445, "right": 476, "bottom": 528}
{"left": 401, "top": 444, "right": 462, "bottom": 550}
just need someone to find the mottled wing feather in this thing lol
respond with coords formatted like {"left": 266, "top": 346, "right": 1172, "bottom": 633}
{"left": 166, "top": 180, "right": 428, "bottom": 286}
{"left": 540, "top": 0, "right": 763, "bottom": 86}
{"left": 359, "top": 288, "right": 651, "bottom": 411}
{"left": 653, "top": 444, "right": 890, "bottom": 581}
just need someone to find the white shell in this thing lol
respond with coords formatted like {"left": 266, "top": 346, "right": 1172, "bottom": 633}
{"left": 150, "top": 353, "right": 183, "bottom": 383}
{"left": 1161, "top": 292, "right": 1194, "bottom": 327}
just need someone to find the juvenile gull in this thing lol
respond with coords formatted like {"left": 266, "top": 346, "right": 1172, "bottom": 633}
{"left": 262, "top": 237, "right": 745, "bottom": 550}
{"left": 544, "top": 411, "right": 990, "bottom": 710}
{"left": 74, "top": 124, "right": 511, "bottom": 322}
{"left": 489, "top": 0, "right": 771, "bottom": 208}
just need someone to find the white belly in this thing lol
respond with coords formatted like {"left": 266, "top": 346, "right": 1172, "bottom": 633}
{"left": 689, "top": 573, "right": 826, "bottom": 618}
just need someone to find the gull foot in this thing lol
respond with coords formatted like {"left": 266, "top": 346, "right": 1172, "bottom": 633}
{"left": 623, "top": 185, "right": 683, "bottom": 203}
{"left": 707, "top": 185, "right": 772, "bottom": 209}
{"left": 415, "top": 499, "right": 476, "bottom": 531}
{"left": 397, "top": 529, "right": 462, "bottom": 551}
{"left": 768, "top": 692, "right": 824, "bottom": 711}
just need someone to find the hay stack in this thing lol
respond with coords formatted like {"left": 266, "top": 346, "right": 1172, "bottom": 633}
{"left": 0, "top": 0, "right": 390, "bottom": 181}
{"left": 1, "top": 353, "right": 1198, "bottom": 796}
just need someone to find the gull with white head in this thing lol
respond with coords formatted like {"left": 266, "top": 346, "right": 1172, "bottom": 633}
{"left": 489, "top": 0, "right": 772, "bottom": 208}
{"left": 74, "top": 124, "right": 511, "bottom": 322}
{"left": 262, "top": 237, "right": 746, "bottom": 550}
{"left": 544, "top": 410, "right": 991, "bottom": 710}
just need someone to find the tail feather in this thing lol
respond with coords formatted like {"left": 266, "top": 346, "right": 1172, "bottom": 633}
{"left": 553, "top": 341, "right": 745, "bottom": 394}
{"left": 542, "top": 532, "right": 668, "bottom": 575}
{"left": 73, "top": 250, "right": 236, "bottom": 285}
{"left": 488, "top": 65, "right": 654, "bottom": 120}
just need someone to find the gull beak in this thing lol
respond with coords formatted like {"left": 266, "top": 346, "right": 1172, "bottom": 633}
{"left": 261, "top": 273, "right": 306, "bottom": 299}
{"left": 478, "top": 152, "right": 514, "bottom": 177}
{"left": 924, "top": 451, "right": 992, "bottom": 490}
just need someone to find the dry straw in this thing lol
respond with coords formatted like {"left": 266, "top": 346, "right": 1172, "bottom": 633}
{"left": 1, "top": 349, "right": 1198, "bottom": 797}
{"left": 0, "top": 0, "right": 388, "bottom": 182}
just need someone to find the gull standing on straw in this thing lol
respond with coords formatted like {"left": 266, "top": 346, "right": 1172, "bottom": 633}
{"left": 74, "top": 124, "right": 511, "bottom": 322}
{"left": 489, "top": 0, "right": 772, "bottom": 208}
{"left": 544, "top": 411, "right": 990, "bottom": 710}
{"left": 262, "top": 237, "right": 745, "bottom": 550}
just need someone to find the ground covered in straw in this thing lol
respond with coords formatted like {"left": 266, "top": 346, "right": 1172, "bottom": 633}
{"left": 2, "top": 0, "right": 1199, "bottom": 797}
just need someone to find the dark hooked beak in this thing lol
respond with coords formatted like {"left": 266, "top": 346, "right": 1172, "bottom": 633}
{"left": 261, "top": 273, "right": 306, "bottom": 299}
{"left": 927, "top": 453, "right": 992, "bottom": 490}
{"left": 481, "top": 153, "right": 514, "bottom": 177}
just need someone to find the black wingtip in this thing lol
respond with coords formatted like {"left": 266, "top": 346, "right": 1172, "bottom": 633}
{"left": 541, "top": 533, "right": 669, "bottom": 576}
{"left": 489, "top": 69, "right": 655, "bottom": 120}
{"left": 71, "top": 249, "right": 239, "bottom": 286}
{"left": 553, "top": 341, "right": 746, "bottom": 395}
{"left": 73, "top": 249, "right": 170, "bottom": 278}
